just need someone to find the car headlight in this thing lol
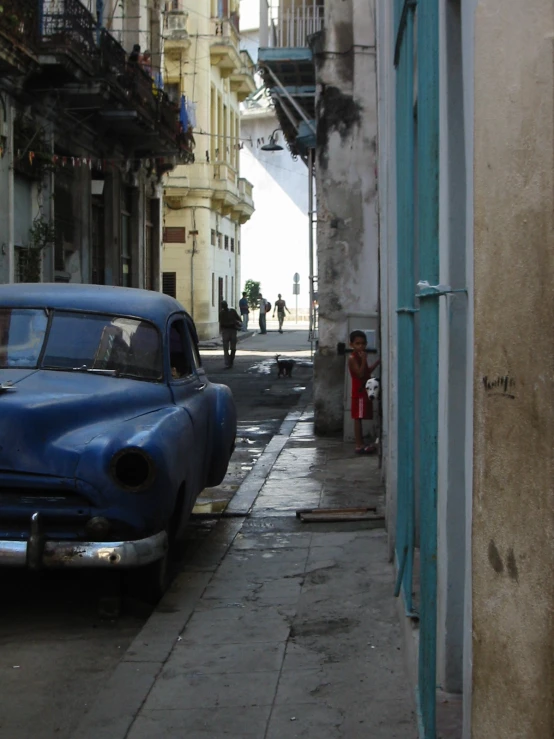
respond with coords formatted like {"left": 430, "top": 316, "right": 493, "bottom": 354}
{"left": 110, "top": 448, "right": 155, "bottom": 491}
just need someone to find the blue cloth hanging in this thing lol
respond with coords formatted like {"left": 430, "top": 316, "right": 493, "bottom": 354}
{"left": 179, "top": 95, "right": 188, "bottom": 130}
{"left": 155, "top": 72, "right": 164, "bottom": 90}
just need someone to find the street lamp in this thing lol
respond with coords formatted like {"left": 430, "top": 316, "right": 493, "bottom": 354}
{"left": 260, "top": 129, "right": 283, "bottom": 151}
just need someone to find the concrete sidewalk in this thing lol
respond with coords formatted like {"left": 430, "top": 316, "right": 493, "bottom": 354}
{"left": 78, "top": 400, "right": 416, "bottom": 739}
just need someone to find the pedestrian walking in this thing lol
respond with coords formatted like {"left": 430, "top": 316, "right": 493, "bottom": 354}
{"left": 258, "top": 294, "right": 270, "bottom": 334}
{"left": 239, "top": 291, "right": 250, "bottom": 331}
{"left": 273, "top": 294, "right": 291, "bottom": 333}
{"left": 219, "top": 300, "right": 242, "bottom": 369}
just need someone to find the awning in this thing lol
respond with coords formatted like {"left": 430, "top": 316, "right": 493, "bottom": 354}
{"left": 257, "top": 46, "right": 316, "bottom": 159}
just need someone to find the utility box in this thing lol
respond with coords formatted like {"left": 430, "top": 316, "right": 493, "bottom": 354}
{"left": 343, "top": 313, "right": 380, "bottom": 443}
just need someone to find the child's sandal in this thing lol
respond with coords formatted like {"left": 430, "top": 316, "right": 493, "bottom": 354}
{"left": 355, "top": 445, "right": 377, "bottom": 455}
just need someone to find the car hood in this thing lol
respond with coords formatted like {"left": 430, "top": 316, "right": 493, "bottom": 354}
{"left": 0, "top": 369, "right": 171, "bottom": 478}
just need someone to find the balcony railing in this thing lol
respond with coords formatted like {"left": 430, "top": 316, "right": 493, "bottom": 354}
{"left": 99, "top": 27, "right": 126, "bottom": 75}
{"left": 238, "top": 177, "right": 253, "bottom": 200}
{"left": 41, "top": 0, "right": 97, "bottom": 60}
{"left": 164, "top": 8, "right": 188, "bottom": 36}
{"left": 275, "top": 2, "right": 324, "bottom": 47}
{"left": 239, "top": 49, "right": 255, "bottom": 75}
{"left": 213, "top": 16, "right": 239, "bottom": 50}
{"left": 0, "top": 0, "right": 39, "bottom": 52}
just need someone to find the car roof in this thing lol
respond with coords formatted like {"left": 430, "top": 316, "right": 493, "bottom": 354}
{"left": 0, "top": 283, "right": 190, "bottom": 328}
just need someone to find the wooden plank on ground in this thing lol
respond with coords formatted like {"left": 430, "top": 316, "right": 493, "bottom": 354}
{"left": 295, "top": 507, "right": 385, "bottom": 523}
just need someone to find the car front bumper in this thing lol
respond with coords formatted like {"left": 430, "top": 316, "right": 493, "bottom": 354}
{"left": 0, "top": 514, "right": 168, "bottom": 569}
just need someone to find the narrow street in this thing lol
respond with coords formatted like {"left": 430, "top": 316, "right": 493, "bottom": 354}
{"left": 0, "top": 325, "right": 313, "bottom": 739}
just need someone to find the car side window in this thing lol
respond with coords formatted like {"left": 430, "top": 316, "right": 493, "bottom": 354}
{"left": 168, "top": 319, "right": 193, "bottom": 380}
{"left": 185, "top": 318, "right": 202, "bottom": 371}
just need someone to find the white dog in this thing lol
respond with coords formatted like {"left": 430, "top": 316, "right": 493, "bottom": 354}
{"left": 365, "top": 377, "right": 380, "bottom": 401}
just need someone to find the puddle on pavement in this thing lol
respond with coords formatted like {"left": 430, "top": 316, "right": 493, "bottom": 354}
{"left": 192, "top": 499, "right": 229, "bottom": 515}
{"left": 241, "top": 425, "right": 262, "bottom": 434}
{"left": 248, "top": 360, "right": 274, "bottom": 375}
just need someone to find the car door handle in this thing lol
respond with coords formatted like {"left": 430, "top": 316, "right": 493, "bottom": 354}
{"left": 196, "top": 384, "right": 206, "bottom": 391}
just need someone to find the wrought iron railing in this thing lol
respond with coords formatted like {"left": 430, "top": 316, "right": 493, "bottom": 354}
{"left": 158, "top": 92, "right": 177, "bottom": 134}
{"left": 0, "top": 0, "right": 39, "bottom": 52}
{"left": 41, "top": 0, "right": 97, "bottom": 60}
{"left": 99, "top": 27, "right": 126, "bottom": 76}
{"left": 129, "top": 63, "right": 157, "bottom": 115}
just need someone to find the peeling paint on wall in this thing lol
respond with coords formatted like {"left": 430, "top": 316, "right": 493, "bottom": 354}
{"left": 316, "top": 85, "right": 362, "bottom": 170}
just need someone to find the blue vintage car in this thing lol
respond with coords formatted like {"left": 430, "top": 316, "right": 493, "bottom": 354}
{"left": 0, "top": 284, "right": 236, "bottom": 598}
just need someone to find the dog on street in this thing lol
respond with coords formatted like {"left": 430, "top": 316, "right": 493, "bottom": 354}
{"left": 275, "top": 354, "right": 295, "bottom": 378}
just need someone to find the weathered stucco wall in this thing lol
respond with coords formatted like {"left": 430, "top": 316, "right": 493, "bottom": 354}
{"left": 472, "top": 1, "right": 554, "bottom": 736}
{"left": 313, "top": 0, "right": 379, "bottom": 435}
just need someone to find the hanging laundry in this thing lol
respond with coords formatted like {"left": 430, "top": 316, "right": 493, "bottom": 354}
{"left": 186, "top": 100, "right": 197, "bottom": 129}
{"left": 179, "top": 95, "right": 188, "bottom": 132}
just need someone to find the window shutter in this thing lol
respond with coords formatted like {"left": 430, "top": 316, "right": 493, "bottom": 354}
{"left": 162, "top": 272, "right": 177, "bottom": 298}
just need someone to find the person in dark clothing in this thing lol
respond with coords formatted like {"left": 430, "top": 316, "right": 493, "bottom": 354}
{"left": 219, "top": 300, "right": 242, "bottom": 369}
{"left": 238, "top": 291, "right": 250, "bottom": 331}
{"left": 129, "top": 44, "right": 141, "bottom": 64}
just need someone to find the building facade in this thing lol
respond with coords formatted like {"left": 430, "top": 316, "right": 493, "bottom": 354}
{"left": 258, "top": 0, "right": 380, "bottom": 438}
{"left": 377, "top": 0, "right": 554, "bottom": 737}
{"left": 161, "top": 0, "right": 255, "bottom": 339}
{"left": 0, "top": 0, "right": 189, "bottom": 288}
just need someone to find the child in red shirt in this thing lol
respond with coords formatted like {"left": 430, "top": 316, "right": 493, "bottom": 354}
{"left": 348, "top": 330, "right": 380, "bottom": 454}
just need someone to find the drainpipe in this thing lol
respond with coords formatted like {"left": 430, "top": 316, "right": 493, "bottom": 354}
{"left": 190, "top": 208, "right": 198, "bottom": 319}
{"left": 308, "top": 146, "right": 315, "bottom": 347}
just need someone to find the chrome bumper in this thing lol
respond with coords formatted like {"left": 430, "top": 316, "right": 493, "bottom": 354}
{"left": 0, "top": 524, "right": 168, "bottom": 569}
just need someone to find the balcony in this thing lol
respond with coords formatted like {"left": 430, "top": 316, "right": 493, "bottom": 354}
{"left": 230, "top": 50, "right": 257, "bottom": 102}
{"left": 210, "top": 17, "right": 241, "bottom": 78}
{"left": 274, "top": 1, "right": 324, "bottom": 48}
{"left": 164, "top": 6, "right": 190, "bottom": 59}
{"left": 258, "top": 2, "right": 321, "bottom": 158}
{"left": 233, "top": 177, "right": 254, "bottom": 224}
{"left": 0, "top": 0, "right": 39, "bottom": 72}
{"left": 40, "top": 0, "right": 98, "bottom": 74}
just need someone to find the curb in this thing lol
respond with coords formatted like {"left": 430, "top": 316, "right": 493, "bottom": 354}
{"left": 75, "top": 384, "right": 313, "bottom": 739}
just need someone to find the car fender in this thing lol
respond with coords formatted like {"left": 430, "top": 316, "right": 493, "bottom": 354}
{"left": 75, "top": 407, "right": 195, "bottom": 534}
{"left": 206, "top": 382, "right": 237, "bottom": 487}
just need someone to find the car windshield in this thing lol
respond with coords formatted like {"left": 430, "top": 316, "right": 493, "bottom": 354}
{"left": 41, "top": 311, "right": 163, "bottom": 381}
{"left": 0, "top": 308, "right": 49, "bottom": 368}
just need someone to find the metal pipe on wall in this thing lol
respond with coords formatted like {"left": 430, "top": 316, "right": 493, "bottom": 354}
{"left": 308, "top": 146, "right": 314, "bottom": 343}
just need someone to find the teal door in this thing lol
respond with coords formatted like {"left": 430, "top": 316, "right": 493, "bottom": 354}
{"left": 394, "top": 0, "right": 439, "bottom": 736}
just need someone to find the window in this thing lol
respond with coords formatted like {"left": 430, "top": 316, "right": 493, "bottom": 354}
{"left": 185, "top": 317, "right": 202, "bottom": 370}
{"left": 217, "top": 232, "right": 222, "bottom": 249}
{"left": 225, "top": 275, "right": 228, "bottom": 300}
{"left": 211, "top": 229, "right": 216, "bottom": 246}
{"left": 231, "top": 276, "right": 234, "bottom": 302}
{"left": 41, "top": 312, "right": 163, "bottom": 381}
{"left": 166, "top": 83, "right": 180, "bottom": 104}
{"left": 162, "top": 272, "right": 177, "bottom": 298}
{"left": 0, "top": 308, "right": 48, "bottom": 368}
{"left": 168, "top": 319, "right": 193, "bottom": 379}
{"left": 230, "top": 237, "right": 235, "bottom": 253}
{"left": 163, "top": 227, "right": 186, "bottom": 243}
{"left": 212, "top": 273, "right": 215, "bottom": 306}
{"left": 224, "top": 235, "right": 229, "bottom": 250}
{"left": 237, "top": 240, "right": 240, "bottom": 255}
{"left": 54, "top": 167, "right": 75, "bottom": 272}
